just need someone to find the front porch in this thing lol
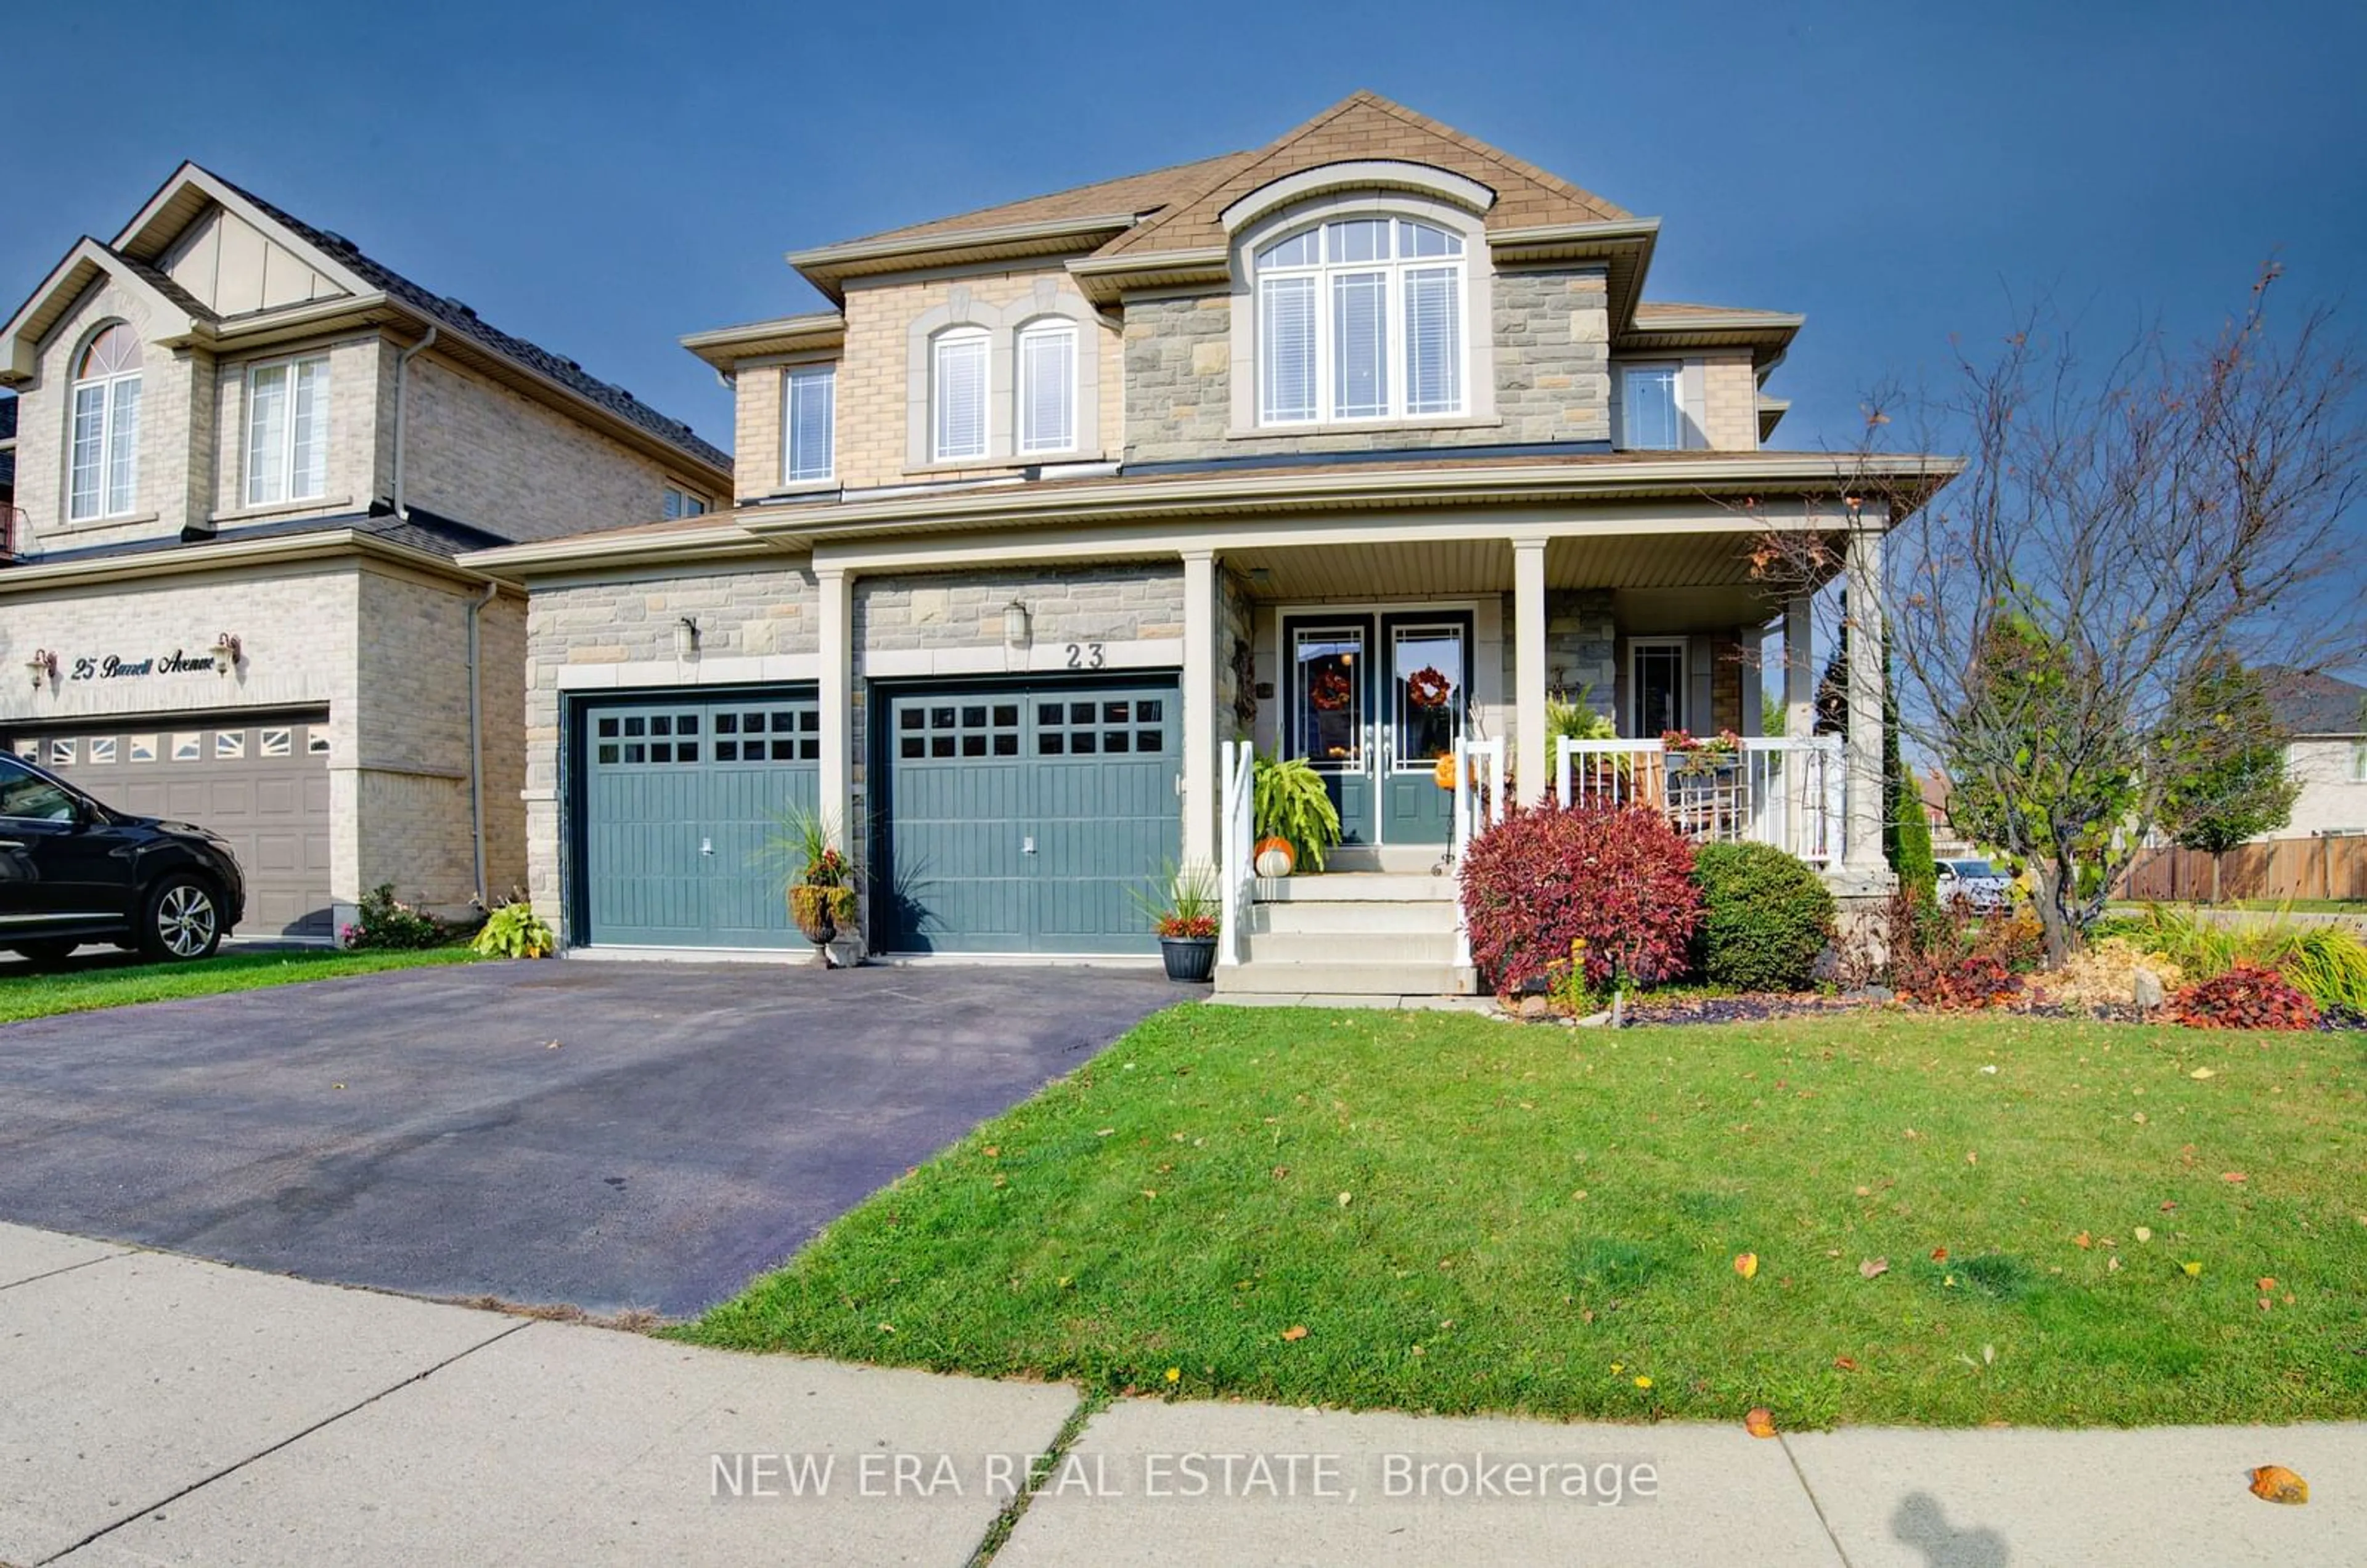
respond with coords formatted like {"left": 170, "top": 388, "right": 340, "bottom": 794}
{"left": 1184, "top": 518, "right": 1893, "bottom": 996}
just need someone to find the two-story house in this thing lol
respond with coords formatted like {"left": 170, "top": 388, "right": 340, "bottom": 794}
{"left": 469, "top": 93, "right": 1951, "bottom": 993}
{"left": 0, "top": 163, "right": 730, "bottom": 939}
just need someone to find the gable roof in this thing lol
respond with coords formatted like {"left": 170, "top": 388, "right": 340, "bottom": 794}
{"left": 187, "top": 171, "right": 730, "bottom": 473}
{"left": 2262, "top": 667, "right": 2367, "bottom": 736}
{"left": 1098, "top": 91, "right": 1632, "bottom": 261}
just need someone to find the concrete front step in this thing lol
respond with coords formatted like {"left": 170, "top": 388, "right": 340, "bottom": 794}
{"left": 1214, "top": 960, "right": 1478, "bottom": 997}
{"left": 1249, "top": 899, "right": 1458, "bottom": 936}
{"left": 1254, "top": 873, "right": 1457, "bottom": 902}
{"left": 1245, "top": 930, "right": 1461, "bottom": 965}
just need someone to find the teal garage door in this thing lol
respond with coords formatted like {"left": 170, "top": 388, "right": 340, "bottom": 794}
{"left": 578, "top": 688, "right": 818, "bottom": 947}
{"left": 879, "top": 679, "right": 1180, "bottom": 955}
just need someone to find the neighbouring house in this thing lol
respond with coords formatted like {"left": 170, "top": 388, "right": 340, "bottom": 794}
{"left": 1, "top": 393, "right": 17, "bottom": 550}
{"left": 0, "top": 163, "right": 730, "bottom": 937}
{"left": 2263, "top": 668, "right": 2367, "bottom": 839}
{"left": 1919, "top": 767, "right": 1976, "bottom": 860}
{"left": 467, "top": 92, "right": 1954, "bottom": 993}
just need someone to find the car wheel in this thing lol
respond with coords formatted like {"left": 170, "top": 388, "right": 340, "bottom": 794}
{"left": 139, "top": 874, "right": 224, "bottom": 962}
{"left": 8, "top": 938, "right": 79, "bottom": 966}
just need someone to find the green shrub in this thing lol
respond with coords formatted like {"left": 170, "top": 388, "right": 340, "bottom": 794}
{"left": 1690, "top": 841, "right": 1836, "bottom": 992}
{"left": 2106, "top": 904, "right": 2367, "bottom": 1011}
{"left": 472, "top": 900, "right": 555, "bottom": 959}
{"left": 344, "top": 884, "right": 462, "bottom": 950}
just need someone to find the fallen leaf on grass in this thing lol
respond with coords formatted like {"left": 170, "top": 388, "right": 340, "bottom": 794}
{"left": 1281, "top": 1325, "right": 1309, "bottom": 1342}
{"left": 1966, "top": 1151, "right": 1979, "bottom": 1166}
{"left": 1744, "top": 1407, "right": 1778, "bottom": 1438}
{"left": 1833, "top": 1355, "right": 1860, "bottom": 1372}
{"left": 2132, "top": 1111, "right": 2148, "bottom": 1125}
{"left": 982, "top": 1145, "right": 999, "bottom": 1158}
{"left": 2134, "top": 1227, "right": 2152, "bottom": 1243}
{"left": 2249, "top": 1465, "right": 2308, "bottom": 1505}
{"left": 1095, "top": 1128, "right": 1114, "bottom": 1137}
{"left": 1735, "top": 1252, "right": 1759, "bottom": 1280}
{"left": 1931, "top": 1247, "right": 1950, "bottom": 1262}
{"left": 1859, "top": 1257, "right": 1890, "bottom": 1280}
{"left": 2108, "top": 1257, "right": 2122, "bottom": 1272}
{"left": 2259, "top": 1276, "right": 2278, "bottom": 1292}
{"left": 1338, "top": 1191, "right": 1354, "bottom": 1207}
{"left": 2190, "top": 1067, "right": 2217, "bottom": 1080}
{"left": 2074, "top": 1231, "right": 2092, "bottom": 1249}
{"left": 2222, "top": 1172, "right": 2248, "bottom": 1183}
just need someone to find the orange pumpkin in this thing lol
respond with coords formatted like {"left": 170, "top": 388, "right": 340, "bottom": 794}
{"left": 1433, "top": 753, "right": 1459, "bottom": 791}
{"left": 1254, "top": 836, "right": 1296, "bottom": 877}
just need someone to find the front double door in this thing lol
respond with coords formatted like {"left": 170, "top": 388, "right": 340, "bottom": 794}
{"left": 1283, "top": 610, "right": 1473, "bottom": 847}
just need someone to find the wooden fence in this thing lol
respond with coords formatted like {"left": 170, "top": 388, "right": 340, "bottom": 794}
{"left": 2115, "top": 838, "right": 2367, "bottom": 903}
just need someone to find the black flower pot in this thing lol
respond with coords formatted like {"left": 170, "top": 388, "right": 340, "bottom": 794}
{"left": 1161, "top": 935, "right": 1217, "bottom": 983}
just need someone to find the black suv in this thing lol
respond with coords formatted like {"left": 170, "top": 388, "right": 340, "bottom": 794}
{"left": 0, "top": 751, "right": 246, "bottom": 963}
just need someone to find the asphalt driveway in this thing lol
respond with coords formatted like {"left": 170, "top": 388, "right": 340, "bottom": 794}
{"left": 0, "top": 961, "right": 1185, "bottom": 1316}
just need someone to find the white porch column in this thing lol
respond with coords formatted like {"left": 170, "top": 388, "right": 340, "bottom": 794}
{"left": 1843, "top": 525, "right": 1887, "bottom": 872}
{"left": 1512, "top": 535, "right": 1549, "bottom": 805}
{"left": 817, "top": 565, "right": 853, "bottom": 852}
{"left": 1784, "top": 592, "right": 1815, "bottom": 738}
{"left": 1181, "top": 549, "right": 1217, "bottom": 865}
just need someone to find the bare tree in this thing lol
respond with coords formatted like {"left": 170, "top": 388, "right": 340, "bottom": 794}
{"left": 1846, "top": 267, "right": 2366, "bottom": 960}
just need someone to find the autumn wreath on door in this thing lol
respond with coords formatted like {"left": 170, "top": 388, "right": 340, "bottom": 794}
{"left": 1309, "top": 668, "right": 1353, "bottom": 711}
{"left": 1405, "top": 666, "right": 1453, "bottom": 710}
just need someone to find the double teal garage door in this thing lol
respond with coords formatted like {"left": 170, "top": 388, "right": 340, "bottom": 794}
{"left": 574, "top": 676, "right": 1179, "bottom": 954}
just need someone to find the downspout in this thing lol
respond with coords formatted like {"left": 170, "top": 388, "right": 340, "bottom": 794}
{"left": 466, "top": 578, "right": 499, "bottom": 906}
{"left": 391, "top": 325, "right": 438, "bottom": 519}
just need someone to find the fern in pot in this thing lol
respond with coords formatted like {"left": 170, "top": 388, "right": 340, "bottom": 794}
{"left": 1253, "top": 755, "right": 1344, "bottom": 874}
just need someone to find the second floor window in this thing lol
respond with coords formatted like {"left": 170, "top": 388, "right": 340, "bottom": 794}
{"left": 1621, "top": 364, "right": 1684, "bottom": 451}
{"left": 68, "top": 323, "right": 142, "bottom": 521}
{"left": 246, "top": 354, "right": 330, "bottom": 507}
{"left": 1016, "top": 321, "right": 1076, "bottom": 455}
{"left": 663, "top": 486, "right": 708, "bottom": 520}
{"left": 1256, "top": 218, "right": 1466, "bottom": 426}
{"left": 933, "top": 328, "right": 989, "bottom": 462}
{"left": 784, "top": 364, "right": 836, "bottom": 483}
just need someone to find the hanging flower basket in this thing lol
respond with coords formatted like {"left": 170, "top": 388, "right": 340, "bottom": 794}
{"left": 1405, "top": 665, "right": 1453, "bottom": 711}
{"left": 1309, "top": 668, "right": 1352, "bottom": 711}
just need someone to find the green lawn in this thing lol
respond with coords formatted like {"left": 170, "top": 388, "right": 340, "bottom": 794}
{"left": 0, "top": 947, "right": 480, "bottom": 1024}
{"left": 684, "top": 1005, "right": 2367, "bottom": 1429}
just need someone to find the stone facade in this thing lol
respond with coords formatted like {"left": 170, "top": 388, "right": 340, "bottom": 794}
{"left": 1121, "top": 265, "right": 1612, "bottom": 464}
{"left": 1543, "top": 589, "right": 1616, "bottom": 711}
{"left": 852, "top": 563, "right": 1182, "bottom": 655}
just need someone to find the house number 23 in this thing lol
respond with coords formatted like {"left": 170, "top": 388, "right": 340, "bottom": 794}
{"left": 1065, "top": 642, "right": 1106, "bottom": 669}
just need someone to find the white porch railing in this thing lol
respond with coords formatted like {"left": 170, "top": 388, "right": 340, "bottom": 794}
{"left": 1556, "top": 735, "right": 1845, "bottom": 867}
{"left": 1450, "top": 737, "right": 1505, "bottom": 968}
{"left": 1219, "top": 740, "right": 1257, "bottom": 966}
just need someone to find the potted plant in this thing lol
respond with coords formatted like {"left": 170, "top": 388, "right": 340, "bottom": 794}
{"left": 1133, "top": 860, "right": 1221, "bottom": 982}
{"left": 1253, "top": 754, "right": 1344, "bottom": 873}
{"left": 767, "top": 806, "right": 858, "bottom": 967}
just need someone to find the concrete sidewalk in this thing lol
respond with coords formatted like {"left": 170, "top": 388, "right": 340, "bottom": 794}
{"left": 0, "top": 1223, "right": 2356, "bottom": 1567}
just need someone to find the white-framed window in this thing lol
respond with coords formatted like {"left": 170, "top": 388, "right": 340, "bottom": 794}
{"left": 783, "top": 364, "right": 836, "bottom": 482}
{"left": 932, "top": 328, "right": 990, "bottom": 461}
{"left": 68, "top": 323, "right": 143, "bottom": 521}
{"left": 662, "top": 486, "right": 708, "bottom": 520}
{"left": 2352, "top": 741, "right": 2367, "bottom": 783}
{"left": 1016, "top": 319, "right": 1077, "bottom": 455}
{"left": 1255, "top": 218, "right": 1465, "bottom": 426}
{"left": 1621, "top": 363, "right": 1685, "bottom": 451}
{"left": 1630, "top": 637, "right": 1688, "bottom": 737}
{"left": 245, "top": 354, "right": 330, "bottom": 507}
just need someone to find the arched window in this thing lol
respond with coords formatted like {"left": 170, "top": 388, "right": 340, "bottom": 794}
{"left": 1015, "top": 318, "right": 1077, "bottom": 455}
{"left": 1256, "top": 218, "right": 1465, "bottom": 425}
{"left": 68, "top": 323, "right": 142, "bottom": 521}
{"left": 931, "top": 327, "right": 990, "bottom": 462}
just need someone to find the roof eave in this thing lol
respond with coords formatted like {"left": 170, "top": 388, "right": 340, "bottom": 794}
{"left": 787, "top": 212, "right": 1144, "bottom": 303}
{"left": 0, "top": 528, "right": 493, "bottom": 595}
{"left": 679, "top": 312, "right": 848, "bottom": 372}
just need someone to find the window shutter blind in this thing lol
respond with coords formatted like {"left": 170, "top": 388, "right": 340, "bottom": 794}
{"left": 934, "top": 335, "right": 987, "bottom": 460}
{"left": 1261, "top": 277, "right": 1317, "bottom": 422}
{"left": 70, "top": 385, "right": 106, "bottom": 518}
{"left": 1020, "top": 326, "right": 1075, "bottom": 452}
{"left": 1404, "top": 266, "right": 1461, "bottom": 415}
{"left": 1331, "top": 271, "right": 1388, "bottom": 419}
{"left": 247, "top": 365, "right": 288, "bottom": 505}
{"left": 788, "top": 365, "right": 835, "bottom": 479}
{"left": 290, "top": 358, "right": 328, "bottom": 498}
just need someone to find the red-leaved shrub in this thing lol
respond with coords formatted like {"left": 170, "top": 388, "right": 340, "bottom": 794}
{"left": 1887, "top": 892, "right": 2040, "bottom": 1008}
{"left": 2169, "top": 963, "right": 2320, "bottom": 1031}
{"left": 1458, "top": 804, "right": 1702, "bottom": 998}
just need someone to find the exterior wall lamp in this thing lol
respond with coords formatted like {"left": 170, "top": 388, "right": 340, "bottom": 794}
{"left": 1002, "top": 600, "right": 1031, "bottom": 649}
{"left": 675, "top": 616, "right": 701, "bottom": 659}
{"left": 25, "top": 650, "right": 57, "bottom": 691}
{"left": 210, "top": 633, "right": 243, "bottom": 675}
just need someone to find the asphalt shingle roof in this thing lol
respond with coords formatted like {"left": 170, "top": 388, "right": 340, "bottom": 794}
{"left": 2262, "top": 667, "right": 2367, "bottom": 736}
{"left": 215, "top": 176, "right": 730, "bottom": 475}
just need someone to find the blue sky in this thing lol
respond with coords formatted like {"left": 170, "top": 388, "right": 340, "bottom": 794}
{"left": 6, "top": 0, "right": 2363, "bottom": 464}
